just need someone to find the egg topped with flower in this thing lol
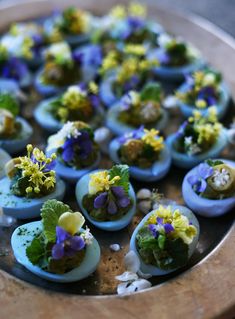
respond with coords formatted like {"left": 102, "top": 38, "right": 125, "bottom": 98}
{"left": 118, "top": 127, "right": 164, "bottom": 168}
{"left": 92, "top": 3, "right": 160, "bottom": 49}
{"left": 82, "top": 165, "right": 133, "bottom": 221}
{"left": 0, "top": 22, "right": 44, "bottom": 62}
{"left": 24, "top": 199, "right": 95, "bottom": 275}
{"left": 5, "top": 144, "right": 56, "bottom": 198}
{"left": 40, "top": 42, "right": 82, "bottom": 87}
{"left": 47, "top": 121, "right": 100, "bottom": 170}
{"left": 44, "top": 6, "right": 90, "bottom": 44}
{"left": 188, "top": 159, "right": 235, "bottom": 200}
{"left": 48, "top": 82, "right": 101, "bottom": 124}
{"left": 174, "top": 107, "right": 222, "bottom": 156}
{"left": 0, "top": 93, "right": 20, "bottom": 139}
{"left": 100, "top": 44, "right": 158, "bottom": 96}
{"left": 136, "top": 205, "right": 198, "bottom": 270}
{"left": 155, "top": 33, "right": 200, "bottom": 67}
{"left": 176, "top": 69, "right": 223, "bottom": 109}
{"left": 118, "top": 82, "right": 163, "bottom": 127}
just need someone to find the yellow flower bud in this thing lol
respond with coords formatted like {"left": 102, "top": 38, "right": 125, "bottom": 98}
{"left": 58, "top": 211, "right": 85, "bottom": 235}
{"left": 195, "top": 99, "right": 207, "bottom": 109}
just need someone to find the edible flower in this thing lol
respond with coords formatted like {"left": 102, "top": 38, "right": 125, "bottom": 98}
{"left": 58, "top": 211, "right": 85, "bottom": 235}
{"left": 141, "top": 128, "right": 164, "bottom": 152}
{"left": 88, "top": 171, "right": 120, "bottom": 195}
{"left": 187, "top": 163, "right": 214, "bottom": 193}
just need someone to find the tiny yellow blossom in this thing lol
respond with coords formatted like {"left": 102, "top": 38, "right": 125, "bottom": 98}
{"left": 142, "top": 128, "right": 164, "bottom": 152}
{"left": 195, "top": 99, "right": 207, "bottom": 109}
{"left": 207, "top": 106, "right": 218, "bottom": 123}
{"left": 128, "top": 3, "right": 146, "bottom": 17}
{"left": 88, "top": 81, "right": 99, "bottom": 94}
{"left": 110, "top": 5, "right": 126, "bottom": 19}
{"left": 147, "top": 205, "right": 173, "bottom": 224}
{"left": 124, "top": 44, "right": 146, "bottom": 56}
{"left": 89, "top": 171, "right": 121, "bottom": 195}
{"left": 58, "top": 211, "right": 85, "bottom": 235}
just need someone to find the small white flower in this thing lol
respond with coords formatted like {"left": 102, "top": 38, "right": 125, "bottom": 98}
{"left": 45, "top": 42, "right": 72, "bottom": 61}
{"left": 203, "top": 73, "right": 216, "bottom": 86}
{"left": 140, "top": 103, "right": 159, "bottom": 120}
{"left": 162, "top": 95, "right": 178, "bottom": 109}
{"left": 188, "top": 144, "right": 202, "bottom": 155}
{"left": 81, "top": 226, "right": 93, "bottom": 245}
{"left": 211, "top": 168, "right": 230, "bottom": 187}
{"left": 184, "top": 136, "right": 193, "bottom": 145}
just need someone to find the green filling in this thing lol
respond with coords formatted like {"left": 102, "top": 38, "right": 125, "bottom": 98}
{"left": 136, "top": 226, "right": 189, "bottom": 270}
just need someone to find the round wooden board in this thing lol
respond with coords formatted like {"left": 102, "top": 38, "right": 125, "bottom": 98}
{"left": 0, "top": 1, "right": 234, "bottom": 318}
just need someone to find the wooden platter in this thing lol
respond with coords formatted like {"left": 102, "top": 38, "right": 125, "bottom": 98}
{"left": 0, "top": 1, "right": 234, "bottom": 318}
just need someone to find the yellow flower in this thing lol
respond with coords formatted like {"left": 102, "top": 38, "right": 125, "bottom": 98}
{"left": 21, "top": 37, "right": 33, "bottom": 59}
{"left": 14, "top": 145, "right": 56, "bottom": 195}
{"left": 58, "top": 211, "right": 85, "bottom": 235}
{"left": 128, "top": 3, "right": 146, "bottom": 17}
{"left": 147, "top": 205, "right": 173, "bottom": 224}
{"left": 172, "top": 210, "right": 197, "bottom": 245}
{"left": 195, "top": 99, "right": 207, "bottom": 109}
{"left": 207, "top": 106, "right": 218, "bottom": 123}
{"left": 88, "top": 171, "right": 120, "bottom": 195}
{"left": 141, "top": 128, "right": 164, "bottom": 152}
{"left": 62, "top": 86, "right": 87, "bottom": 110}
{"left": 100, "top": 51, "right": 119, "bottom": 74}
{"left": 88, "top": 81, "right": 99, "bottom": 94}
{"left": 193, "top": 71, "right": 204, "bottom": 85}
{"left": 110, "top": 5, "right": 126, "bottom": 19}
{"left": 124, "top": 44, "right": 146, "bottom": 56}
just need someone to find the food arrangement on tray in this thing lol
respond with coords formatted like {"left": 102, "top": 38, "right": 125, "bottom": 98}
{"left": 0, "top": 2, "right": 234, "bottom": 296}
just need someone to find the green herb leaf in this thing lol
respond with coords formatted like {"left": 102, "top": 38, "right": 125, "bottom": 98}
{"left": 158, "top": 234, "right": 166, "bottom": 250}
{"left": 140, "top": 82, "right": 162, "bottom": 102}
{"left": 0, "top": 93, "right": 19, "bottom": 116}
{"left": 41, "top": 199, "right": 73, "bottom": 242}
{"left": 206, "top": 159, "right": 224, "bottom": 167}
{"left": 26, "top": 235, "right": 45, "bottom": 265}
{"left": 109, "top": 164, "right": 129, "bottom": 193}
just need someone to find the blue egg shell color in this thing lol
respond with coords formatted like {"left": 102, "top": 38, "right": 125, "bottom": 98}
{"left": 109, "top": 138, "right": 171, "bottom": 182}
{"left": 166, "top": 129, "right": 228, "bottom": 169}
{"left": 46, "top": 148, "right": 101, "bottom": 183}
{"left": 152, "top": 54, "right": 205, "bottom": 81}
{"left": 34, "top": 96, "right": 104, "bottom": 133}
{"left": 75, "top": 170, "right": 136, "bottom": 231}
{"left": 129, "top": 205, "right": 200, "bottom": 275}
{"left": 182, "top": 159, "right": 235, "bottom": 217}
{"left": 177, "top": 82, "right": 230, "bottom": 119}
{"left": 11, "top": 221, "right": 101, "bottom": 283}
{"left": 0, "top": 148, "right": 11, "bottom": 179}
{"left": 0, "top": 117, "right": 33, "bottom": 154}
{"left": 0, "top": 177, "right": 66, "bottom": 219}
{"left": 99, "top": 75, "right": 118, "bottom": 108}
{"left": 106, "top": 103, "right": 169, "bottom": 136}
{"left": 34, "top": 69, "right": 65, "bottom": 97}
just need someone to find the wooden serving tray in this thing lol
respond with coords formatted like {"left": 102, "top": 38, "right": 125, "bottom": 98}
{"left": 0, "top": 1, "right": 234, "bottom": 318}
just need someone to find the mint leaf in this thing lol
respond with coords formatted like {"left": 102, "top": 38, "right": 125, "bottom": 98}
{"left": 41, "top": 199, "right": 73, "bottom": 242}
{"left": 158, "top": 234, "right": 166, "bottom": 250}
{"left": 140, "top": 82, "right": 162, "bottom": 102}
{"left": 109, "top": 164, "right": 129, "bottom": 193}
{"left": 0, "top": 93, "right": 19, "bottom": 116}
{"left": 26, "top": 235, "right": 45, "bottom": 265}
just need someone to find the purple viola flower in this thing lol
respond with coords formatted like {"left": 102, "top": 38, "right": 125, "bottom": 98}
{"left": 148, "top": 224, "right": 158, "bottom": 238}
{"left": 84, "top": 44, "right": 103, "bottom": 67}
{"left": 197, "top": 86, "right": 217, "bottom": 106}
{"left": 62, "top": 131, "right": 93, "bottom": 163}
{"left": 188, "top": 162, "right": 214, "bottom": 193}
{"left": 52, "top": 226, "right": 85, "bottom": 260}
{"left": 93, "top": 186, "right": 130, "bottom": 215}
{"left": 118, "top": 126, "right": 144, "bottom": 145}
{"left": 90, "top": 94, "right": 100, "bottom": 109}
{"left": 156, "top": 217, "right": 174, "bottom": 234}
{"left": 127, "top": 16, "right": 145, "bottom": 31}
{"left": 123, "top": 75, "right": 140, "bottom": 92}
{"left": 72, "top": 51, "right": 84, "bottom": 64}
{"left": 1, "top": 57, "right": 28, "bottom": 81}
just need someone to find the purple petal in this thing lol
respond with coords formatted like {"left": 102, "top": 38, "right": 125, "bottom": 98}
{"left": 198, "top": 178, "right": 207, "bottom": 193}
{"left": 156, "top": 217, "right": 163, "bottom": 225}
{"left": 164, "top": 223, "right": 174, "bottom": 234}
{"left": 198, "top": 163, "right": 214, "bottom": 179}
{"left": 56, "top": 226, "right": 70, "bottom": 243}
{"left": 94, "top": 192, "right": 108, "bottom": 208}
{"left": 148, "top": 224, "right": 158, "bottom": 238}
{"left": 62, "top": 146, "right": 74, "bottom": 162}
{"left": 107, "top": 199, "right": 117, "bottom": 215}
{"left": 52, "top": 242, "right": 64, "bottom": 260}
{"left": 117, "top": 196, "right": 130, "bottom": 208}
{"left": 187, "top": 174, "right": 199, "bottom": 186}
{"left": 69, "top": 236, "right": 85, "bottom": 251}
{"left": 111, "top": 186, "right": 126, "bottom": 198}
